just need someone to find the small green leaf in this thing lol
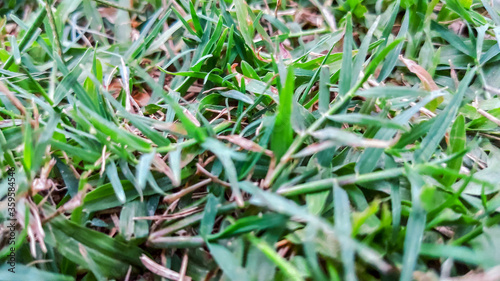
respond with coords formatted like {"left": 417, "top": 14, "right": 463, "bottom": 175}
{"left": 105, "top": 161, "right": 126, "bottom": 204}
{"left": 136, "top": 151, "right": 155, "bottom": 191}
{"left": 200, "top": 194, "right": 218, "bottom": 238}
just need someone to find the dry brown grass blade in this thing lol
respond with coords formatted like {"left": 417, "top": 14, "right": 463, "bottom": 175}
{"left": 473, "top": 99, "right": 500, "bottom": 126}
{"left": 179, "top": 250, "right": 189, "bottom": 281}
{"left": 399, "top": 55, "right": 439, "bottom": 91}
{"left": 0, "top": 81, "right": 26, "bottom": 115}
{"left": 152, "top": 154, "right": 180, "bottom": 186}
{"left": 140, "top": 254, "right": 192, "bottom": 281}
{"left": 219, "top": 135, "right": 274, "bottom": 157}
{"left": 42, "top": 184, "right": 91, "bottom": 224}
{"left": 162, "top": 179, "right": 212, "bottom": 203}
{"left": 442, "top": 265, "right": 500, "bottom": 281}
{"left": 153, "top": 122, "right": 188, "bottom": 135}
{"left": 31, "top": 158, "right": 56, "bottom": 193}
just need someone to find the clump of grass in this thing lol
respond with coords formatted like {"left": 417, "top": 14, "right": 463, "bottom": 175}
{"left": 1, "top": 0, "right": 500, "bottom": 280}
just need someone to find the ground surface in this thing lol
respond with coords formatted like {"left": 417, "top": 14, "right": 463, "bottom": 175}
{"left": 1, "top": 0, "right": 500, "bottom": 280}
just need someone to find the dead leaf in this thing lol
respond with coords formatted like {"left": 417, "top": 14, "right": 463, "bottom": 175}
{"left": 399, "top": 55, "right": 439, "bottom": 91}
{"left": 182, "top": 108, "right": 200, "bottom": 127}
{"left": 0, "top": 81, "right": 26, "bottom": 115}
{"left": 98, "top": 7, "right": 117, "bottom": 24}
{"left": 218, "top": 135, "right": 273, "bottom": 157}
{"left": 132, "top": 90, "right": 150, "bottom": 107}
{"left": 279, "top": 43, "right": 292, "bottom": 60}
{"left": 32, "top": 159, "right": 56, "bottom": 193}
{"left": 140, "top": 254, "right": 192, "bottom": 281}
{"left": 152, "top": 154, "right": 180, "bottom": 186}
{"left": 153, "top": 122, "right": 188, "bottom": 135}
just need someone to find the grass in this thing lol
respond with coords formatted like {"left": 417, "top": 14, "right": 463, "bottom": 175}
{"left": 1, "top": 0, "right": 500, "bottom": 280}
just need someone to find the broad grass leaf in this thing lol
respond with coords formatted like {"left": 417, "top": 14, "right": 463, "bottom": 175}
{"left": 22, "top": 116, "right": 32, "bottom": 172}
{"left": 55, "top": 158, "right": 79, "bottom": 197}
{"left": 431, "top": 21, "right": 473, "bottom": 57}
{"left": 360, "top": 38, "right": 405, "bottom": 87}
{"left": 318, "top": 66, "right": 330, "bottom": 114}
{"left": 312, "top": 128, "right": 395, "bottom": 148}
{"left": 234, "top": 0, "right": 254, "bottom": 49}
{"left": 189, "top": 1, "right": 203, "bottom": 37}
{"left": 271, "top": 67, "right": 294, "bottom": 159}
{"left": 481, "top": 0, "right": 500, "bottom": 25}
{"left": 8, "top": 35, "right": 20, "bottom": 65}
{"left": 168, "top": 141, "right": 182, "bottom": 187}
{"left": 241, "top": 60, "right": 260, "bottom": 80}
{"left": 400, "top": 167, "right": 427, "bottom": 281}
{"left": 83, "top": 106, "right": 152, "bottom": 152}
{"left": 247, "top": 234, "right": 304, "bottom": 281}
{"left": 420, "top": 244, "right": 482, "bottom": 265}
{"left": 339, "top": 13, "right": 353, "bottom": 97}
{"left": 200, "top": 194, "right": 218, "bottom": 238}
{"left": 43, "top": 206, "right": 144, "bottom": 279}
{"left": 334, "top": 183, "right": 356, "bottom": 281}
{"left": 377, "top": 10, "right": 409, "bottom": 82}
{"left": 220, "top": 89, "right": 254, "bottom": 104}
{"left": 209, "top": 214, "right": 287, "bottom": 240}
{"left": 306, "top": 190, "right": 329, "bottom": 216}
{"left": 119, "top": 200, "right": 149, "bottom": 240}
{"left": 469, "top": 226, "right": 500, "bottom": 268}
{"left": 206, "top": 242, "right": 250, "bottom": 281}
{"left": 414, "top": 68, "right": 475, "bottom": 163}
{"left": 327, "top": 113, "right": 408, "bottom": 130}
{"left": 136, "top": 151, "right": 155, "bottom": 191}
{"left": 105, "top": 161, "right": 126, "bottom": 204}
{"left": 443, "top": 114, "right": 466, "bottom": 186}
{"left": 351, "top": 16, "right": 380, "bottom": 88}
{"left": 356, "top": 86, "right": 429, "bottom": 98}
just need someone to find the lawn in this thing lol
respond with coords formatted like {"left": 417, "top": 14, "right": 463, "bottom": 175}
{"left": 1, "top": 0, "right": 500, "bottom": 280}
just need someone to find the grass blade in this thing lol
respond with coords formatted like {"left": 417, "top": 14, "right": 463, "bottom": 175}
{"left": 105, "top": 161, "right": 126, "bottom": 204}
{"left": 443, "top": 114, "right": 466, "bottom": 186}
{"left": 414, "top": 68, "right": 476, "bottom": 163}
{"left": 334, "top": 183, "right": 357, "bottom": 281}
{"left": 400, "top": 167, "right": 427, "bottom": 281}
{"left": 271, "top": 67, "right": 294, "bottom": 160}
{"left": 339, "top": 13, "right": 353, "bottom": 97}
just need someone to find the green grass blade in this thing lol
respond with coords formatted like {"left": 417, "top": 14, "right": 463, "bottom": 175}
{"left": 443, "top": 114, "right": 466, "bottom": 186}
{"left": 414, "top": 68, "right": 476, "bottom": 163}
{"left": 377, "top": 10, "right": 409, "bottom": 82}
{"left": 356, "top": 91, "right": 443, "bottom": 174}
{"left": 247, "top": 233, "right": 305, "bottom": 281}
{"left": 351, "top": 16, "right": 380, "bottom": 87}
{"left": 339, "top": 13, "right": 353, "bottom": 97}
{"left": 271, "top": 67, "right": 294, "bottom": 159}
{"left": 136, "top": 151, "right": 155, "bottom": 191}
{"left": 318, "top": 66, "right": 330, "bottom": 114}
{"left": 200, "top": 194, "right": 218, "bottom": 238}
{"left": 400, "top": 167, "right": 427, "bottom": 281}
{"left": 105, "top": 161, "right": 126, "bottom": 204}
{"left": 334, "top": 183, "right": 357, "bottom": 281}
